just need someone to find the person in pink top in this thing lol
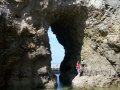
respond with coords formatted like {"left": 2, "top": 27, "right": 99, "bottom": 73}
{"left": 76, "top": 61, "right": 81, "bottom": 77}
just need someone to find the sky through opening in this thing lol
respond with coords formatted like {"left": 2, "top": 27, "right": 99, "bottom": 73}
{"left": 48, "top": 27, "right": 65, "bottom": 64}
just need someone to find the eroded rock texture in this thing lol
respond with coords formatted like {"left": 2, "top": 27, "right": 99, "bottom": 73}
{"left": 0, "top": 0, "right": 120, "bottom": 89}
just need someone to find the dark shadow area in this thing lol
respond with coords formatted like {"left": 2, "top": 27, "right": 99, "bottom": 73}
{"left": 50, "top": 6, "right": 88, "bottom": 84}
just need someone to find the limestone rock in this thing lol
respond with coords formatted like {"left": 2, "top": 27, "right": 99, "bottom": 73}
{"left": 72, "top": 75, "right": 119, "bottom": 88}
{"left": 0, "top": 0, "right": 120, "bottom": 89}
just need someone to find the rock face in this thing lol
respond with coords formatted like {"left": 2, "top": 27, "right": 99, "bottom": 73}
{"left": 0, "top": 0, "right": 120, "bottom": 89}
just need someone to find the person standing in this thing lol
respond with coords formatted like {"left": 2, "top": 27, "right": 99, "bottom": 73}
{"left": 76, "top": 61, "right": 81, "bottom": 77}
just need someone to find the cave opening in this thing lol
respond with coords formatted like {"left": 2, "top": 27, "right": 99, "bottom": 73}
{"left": 47, "top": 5, "right": 88, "bottom": 85}
{"left": 49, "top": 6, "right": 88, "bottom": 84}
{"left": 48, "top": 26, "right": 65, "bottom": 70}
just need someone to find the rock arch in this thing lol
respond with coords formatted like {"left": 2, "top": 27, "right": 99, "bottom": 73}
{"left": 50, "top": 5, "right": 88, "bottom": 84}
{"left": 0, "top": 0, "right": 120, "bottom": 89}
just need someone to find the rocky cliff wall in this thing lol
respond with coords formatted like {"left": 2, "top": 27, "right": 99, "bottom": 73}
{"left": 0, "top": 0, "right": 120, "bottom": 89}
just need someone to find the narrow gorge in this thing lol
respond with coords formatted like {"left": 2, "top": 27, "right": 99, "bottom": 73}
{"left": 0, "top": 0, "right": 120, "bottom": 89}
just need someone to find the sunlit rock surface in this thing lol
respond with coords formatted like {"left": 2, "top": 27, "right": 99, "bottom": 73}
{"left": 0, "top": 0, "right": 120, "bottom": 89}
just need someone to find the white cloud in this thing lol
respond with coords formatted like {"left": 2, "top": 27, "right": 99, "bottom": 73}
{"left": 48, "top": 32, "right": 56, "bottom": 38}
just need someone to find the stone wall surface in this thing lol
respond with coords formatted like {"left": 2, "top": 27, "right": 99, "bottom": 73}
{"left": 0, "top": 0, "right": 120, "bottom": 89}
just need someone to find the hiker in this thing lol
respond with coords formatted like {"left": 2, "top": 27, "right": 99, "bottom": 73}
{"left": 76, "top": 61, "right": 81, "bottom": 77}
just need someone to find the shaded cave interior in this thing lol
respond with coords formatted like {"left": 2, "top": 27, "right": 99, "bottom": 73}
{"left": 49, "top": 6, "right": 88, "bottom": 84}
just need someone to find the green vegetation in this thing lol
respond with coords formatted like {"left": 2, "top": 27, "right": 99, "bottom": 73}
{"left": 51, "top": 68, "right": 60, "bottom": 71}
